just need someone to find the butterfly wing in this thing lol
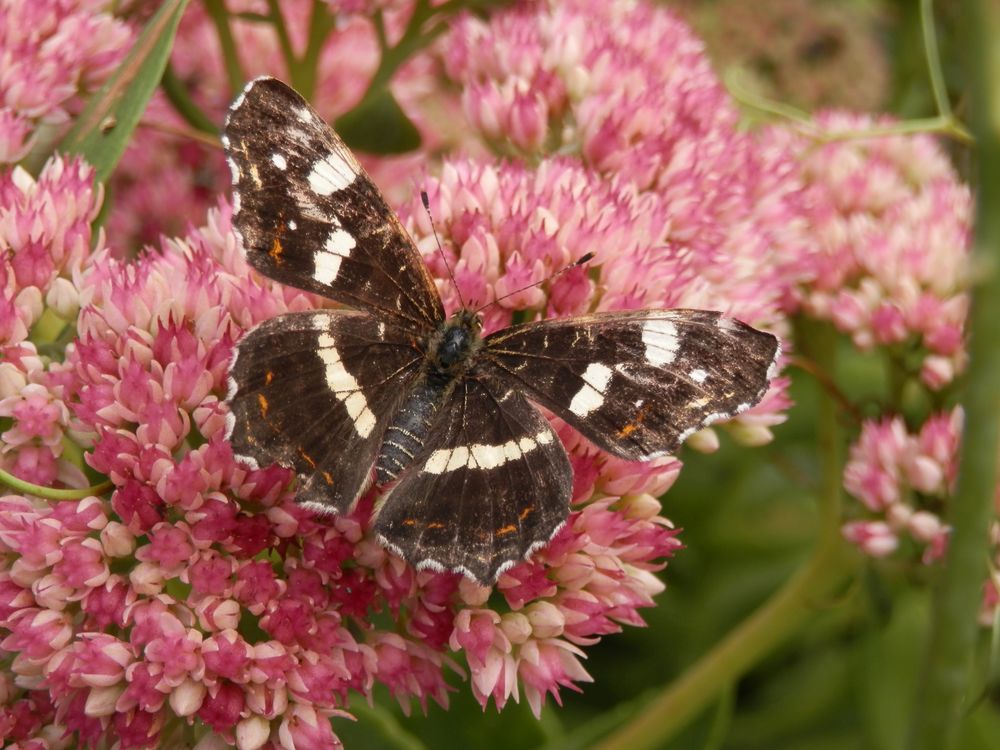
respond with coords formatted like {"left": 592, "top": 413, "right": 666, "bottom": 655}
{"left": 372, "top": 376, "right": 572, "bottom": 584}
{"left": 482, "top": 309, "right": 780, "bottom": 460}
{"left": 223, "top": 77, "right": 444, "bottom": 333}
{"left": 226, "top": 310, "right": 423, "bottom": 511}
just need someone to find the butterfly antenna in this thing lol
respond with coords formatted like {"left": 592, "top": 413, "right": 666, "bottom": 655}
{"left": 421, "top": 191, "right": 466, "bottom": 309}
{"left": 474, "top": 252, "right": 595, "bottom": 315}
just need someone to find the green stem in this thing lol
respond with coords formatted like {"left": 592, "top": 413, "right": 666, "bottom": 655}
{"left": 921, "top": 0, "right": 952, "bottom": 119}
{"left": 161, "top": 63, "right": 218, "bottom": 134}
{"left": 724, "top": 68, "right": 813, "bottom": 125}
{"left": 0, "top": 467, "right": 113, "bottom": 501}
{"left": 816, "top": 116, "right": 973, "bottom": 146}
{"left": 203, "top": 0, "right": 245, "bottom": 92}
{"left": 908, "top": 2, "right": 1000, "bottom": 748}
{"left": 294, "top": 1, "right": 337, "bottom": 100}
{"left": 726, "top": 68, "right": 973, "bottom": 145}
{"left": 594, "top": 322, "right": 856, "bottom": 750}
{"left": 266, "top": 0, "right": 299, "bottom": 81}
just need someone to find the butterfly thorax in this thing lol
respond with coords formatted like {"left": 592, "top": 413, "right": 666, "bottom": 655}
{"left": 375, "top": 309, "right": 483, "bottom": 485}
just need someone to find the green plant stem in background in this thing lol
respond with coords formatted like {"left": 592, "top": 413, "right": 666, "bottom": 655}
{"left": 0, "top": 468, "right": 111, "bottom": 501}
{"left": 594, "top": 322, "right": 858, "bottom": 750}
{"left": 203, "top": 0, "right": 245, "bottom": 92}
{"left": 921, "top": 0, "right": 952, "bottom": 119}
{"left": 161, "top": 63, "right": 218, "bottom": 134}
{"left": 908, "top": 2, "right": 1000, "bottom": 748}
{"left": 292, "top": 1, "right": 337, "bottom": 100}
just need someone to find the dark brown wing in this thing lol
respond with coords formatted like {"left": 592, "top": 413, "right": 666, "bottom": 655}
{"left": 223, "top": 77, "right": 444, "bottom": 333}
{"left": 226, "top": 310, "right": 423, "bottom": 511}
{"left": 372, "top": 376, "right": 572, "bottom": 584}
{"left": 482, "top": 309, "right": 780, "bottom": 460}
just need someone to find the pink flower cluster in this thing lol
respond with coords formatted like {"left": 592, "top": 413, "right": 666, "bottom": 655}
{"left": 841, "top": 409, "right": 1000, "bottom": 622}
{"left": 1, "top": 173, "right": 688, "bottom": 745}
{"left": 0, "top": 157, "right": 103, "bottom": 488}
{"left": 842, "top": 410, "right": 958, "bottom": 564}
{"left": 775, "top": 112, "right": 972, "bottom": 389}
{"left": 408, "top": 156, "right": 790, "bottom": 448}
{"left": 440, "top": 0, "right": 803, "bottom": 295}
{"left": 0, "top": 0, "right": 132, "bottom": 163}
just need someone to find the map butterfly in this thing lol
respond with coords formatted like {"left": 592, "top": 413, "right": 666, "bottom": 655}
{"left": 222, "top": 78, "right": 781, "bottom": 584}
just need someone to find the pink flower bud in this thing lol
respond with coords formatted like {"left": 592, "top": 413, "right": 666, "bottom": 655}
{"left": 278, "top": 705, "right": 343, "bottom": 749}
{"left": 129, "top": 562, "right": 165, "bottom": 595}
{"left": 100, "top": 521, "right": 135, "bottom": 557}
{"left": 170, "top": 677, "right": 206, "bottom": 716}
{"left": 32, "top": 574, "right": 73, "bottom": 610}
{"left": 84, "top": 685, "right": 124, "bottom": 716}
{"left": 525, "top": 601, "right": 565, "bottom": 639}
{"left": 45, "top": 277, "right": 80, "bottom": 320}
{"left": 236, "top": 715, "right": 272, "bottom": 750}
{"left": 500, "top": 612, "right": 533, "bottom": 644}
{"left": 685, "top": 427, "right": 720, "bottom": 453}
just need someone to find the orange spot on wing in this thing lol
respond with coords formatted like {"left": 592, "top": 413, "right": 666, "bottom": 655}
{"left": 265, "top": 370, "right": 274, "bottom": 385}
{"left": 427, "top": 521, "right": 445, "bottom": 530}
{"left": 496, "top": 524, "right": 517, "bottom": 537}
{"left": 322, "top": 471, "right": 334, "bottom": 485}
{"left": 402, "top": 518, "right": 417, "bottom": 526}
{"left": 519, "top": 506, "right": 534, "bottom": 521}
{"left": 269, "top": 235, "right": 283, "bottom": 263}
{"left": 617, "top": 403, "right": 651, "bottom": 438}
{"left": 298, "top": 447, "right": 316, "bottom": 468}
{"left": 257, "top": 393, "right": 268, "bottom": 416}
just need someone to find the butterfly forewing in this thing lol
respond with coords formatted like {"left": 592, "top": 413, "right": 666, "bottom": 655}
{"left": 226, "top": 310, "right": 423, "bottom": 511}
{"left": 373, "top": 377, "right": 572, "bottom": 583}
{"left": 482, "top": 310, "right": 780, "bottom": 460}
{"left": 224, "top": 77, "right": 444, "bottom": 333}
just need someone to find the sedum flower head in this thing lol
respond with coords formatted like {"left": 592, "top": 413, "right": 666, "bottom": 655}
{"left": 775, "top": 112, "right": 972, "bottom": 389}
{"left": 841, "top": 408, "right": 1000, "bottom": 623}
{"left": 0, "top": 184, "right": 693, "bottom": 743}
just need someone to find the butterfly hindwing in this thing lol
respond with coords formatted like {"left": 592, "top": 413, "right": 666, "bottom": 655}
{"left": 223, "top": 77, "right": 444, "bottom": 333}
{"left": 226, "top": 310, "right": 423, "bottom": 511}
{"left": 373, "top": 376, "right": 572, "bottom": 583}
{"left": 483, "top": 309, "right": 780, "bottom": 460}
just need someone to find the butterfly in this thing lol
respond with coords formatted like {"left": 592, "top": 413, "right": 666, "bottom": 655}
{"left": 222, "top": 77, "right": 781, "bottom": 584}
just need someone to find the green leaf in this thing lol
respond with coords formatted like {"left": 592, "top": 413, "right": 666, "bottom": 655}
{"left": 334, "top": 88, "right": 421, "bottom": 155}
{"left": 56, "top": 0, "right": 190, "bottom": 184}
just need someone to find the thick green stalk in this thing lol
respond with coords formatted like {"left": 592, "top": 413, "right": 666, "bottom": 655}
{"left": 0, "top": 468, "right": 111, "bottom": 501}
{"left": 203, "top": 0, "right": 244, "bottom": 92}
{"left": 908, "top": 2, "right": 1000, "bottom": 748}
{"left": 594, "top": 323, "right": 856, "bottom": 750}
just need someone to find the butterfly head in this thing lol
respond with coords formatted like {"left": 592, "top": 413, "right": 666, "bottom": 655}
{"left": 431, "top": 308, "right": 483, "bottom": 374}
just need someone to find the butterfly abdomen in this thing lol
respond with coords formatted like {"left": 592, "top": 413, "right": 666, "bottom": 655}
{"left": 376, "top": 311, "right": 484, "bottom": 485}
{"left": 377, "top": 382, "right": 441, "bottom": 484}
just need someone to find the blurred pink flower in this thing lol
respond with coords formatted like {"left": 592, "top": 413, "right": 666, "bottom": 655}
{"left": 841, "top": 410, "right": 991, "bottom": 596}
{"left": 0, "top": 0, "right": 132, "bottom": 163}
{"left": 774, "top": 112, "right": 972, "bottom": 389}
